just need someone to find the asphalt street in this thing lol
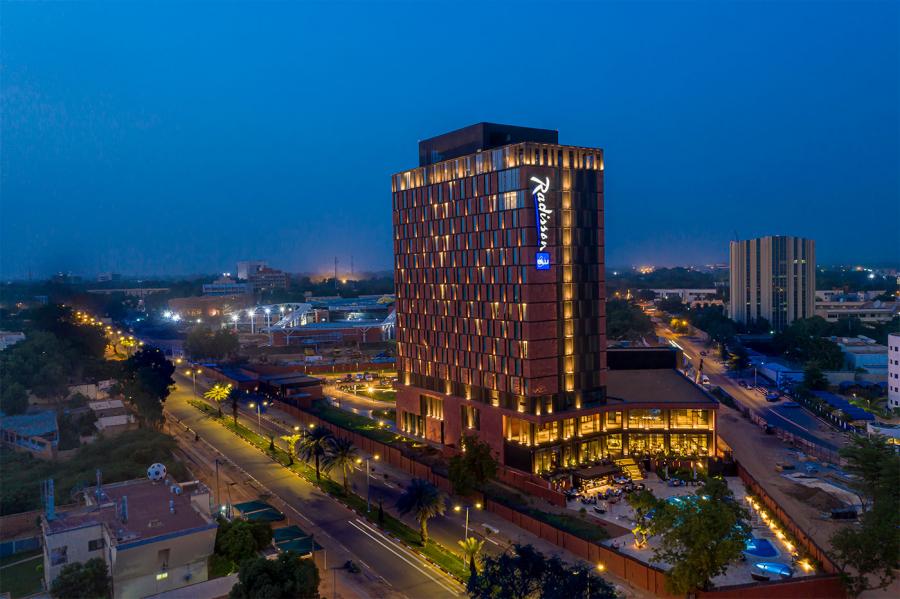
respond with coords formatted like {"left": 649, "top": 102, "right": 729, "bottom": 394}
{"left": 166, "top": 373, "right": 465, "bottom": 599}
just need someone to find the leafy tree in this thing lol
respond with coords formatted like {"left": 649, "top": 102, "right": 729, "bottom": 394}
{"left": 322, "top": 437, "right": 358, "bottom": 493}
{"left": 625, "top": 489, "right": 659, "bottom": 548}
{"left": 204, "top": 383, "right": 232, "bottom": 417}
{"left": 650, "top": 477, "right": 750, "bottom": 594}
{"left": 605, "top": 299, "right": 653, "bottom": 341}
{"left": 230, "top": 387, "right": 241, "bottom": 425}
{"left": 229, "top": 552, "right": 319, "bottom": 599}
{"left": 396, "top": 478, "right": 446, "bottom": 545}
{"left": 657, "top": 296, "right": 687, "bottom": 315}
{"left": 726, "top": 344, "right": 751, "bottom": 374}
{"left": 802, "top": 363, "right": 829, "bottom": 391}
{"left": 117, "top": 347, "right": 175, "bottom": 426}
{"left": 467, "top": 543, "right": 616, "bottom": 599}
{"left": 185, "top": 326, "right": 239, "bottom": 361}
{"left": 282, "top": 433, "right": 303, "bottom": 465}
{"left": 215, "top": 518, "right": 273, "bottom": 565}
{"left": 297, "top": 426, "right": 334, "bottom": 480}
{"left": 50, "top": 557, "right": 111, "bottom": 599}
{"left": 0, "top": 381, "right": 28, "bottom": 414}
{"left": 830, "top": 434, "right": 900, "bottom": 595}
{"left": 449, "top": 435, "right": 499, "bottom": 496}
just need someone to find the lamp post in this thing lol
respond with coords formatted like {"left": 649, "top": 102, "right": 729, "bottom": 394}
{"left": 247, "top": 309, "right": 255, "bottom": 334}
{"left": 357, "top": 454, "right": 380, "bottom": 512}
{"left": 231, "top": 313, "right": 239, "bottom": 331}
{"left": 248, "top": 401, "right": 268, "bottom": 435}
{"left": 214, "top": 458, "right": 222, "bottom": 512}
{"left": 454, "top": 502, "right": 482, "bottom": 541}
{"left": 265, "top": 308, "right": 272, "bottom": 346}
{"left": 186, "top": 368, "right": 202, "bottom": 398}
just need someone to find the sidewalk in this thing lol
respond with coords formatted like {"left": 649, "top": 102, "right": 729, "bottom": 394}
{"left": 256, "top": 400, "right": 651, "bottom": 598}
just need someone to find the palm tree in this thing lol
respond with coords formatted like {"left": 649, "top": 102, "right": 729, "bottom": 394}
{"left": 458, "top": 537, "right": 484, "bottom": 575}
{"left": 203, "top": 383, "right": 231, "bottom": 417}
{"left": 395, "top": 478, "right": 445, "bottom": 545}
{"left": 296, "top": 426, "right": 334, "bottom": 480}
{"left": 282, "top": 433, "right": 303, "bottom": 466}
{"left": 322, "top": 437, "right": 359, "bottom": 493}
{"left": 228, "top": 388, "right": 240, "bottom": 425}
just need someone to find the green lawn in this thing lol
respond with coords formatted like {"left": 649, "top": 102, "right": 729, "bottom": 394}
{"left": 308, "top": 402, "right": 401, "bottom": 445}
{"left": 356, "top": 388, "right": 396, "bottom": 403}
{"left": 0, "top": 553, "right": 44, "bottom": 598}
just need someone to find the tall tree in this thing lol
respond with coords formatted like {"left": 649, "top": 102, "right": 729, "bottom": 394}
{"left": 296, "top": 426, "right": 334, "bottom": 480}
{"left": 215, "top": 518, "right": 273, "bottom": 566}
{"left": 650, "top": 477, "right": 750, "bottom": 594}
{"left": 322, "top": 437, "right": 359, "bottom": 493}
{"left": 625, "top": 489, "right": 659, "bottom": 548}
{"left": 459, "top": 536, "right": 485, "bottom": 575}
{"left": 117, "top": 347, "right": 175, "bottom": 426}
{"left": 396, "top": 478, "right": 446, "bottom": 545}
{"left": 230, "top": 552, "right": 319, "bottom": 599}
{"left": 802, "top": 363, "right": 829, "bottom": 391}
{"left": 449, "top": 435, "right": 499, "bottom": 496}
{"left": 726, "top": 344, "right": 750, "bottom": 375}
{"left": 830, "top": 434, "right": 900, "bottom": 596}
{"left": 50, "top": 557, "right": 112, "bottom": 599}
{"left": 0, "top": 381, "right": 28, "bottom": 415}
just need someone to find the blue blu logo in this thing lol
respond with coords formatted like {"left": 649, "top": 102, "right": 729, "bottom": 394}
{"left": 536, "top": 252, "right": 551, "bottom": 270}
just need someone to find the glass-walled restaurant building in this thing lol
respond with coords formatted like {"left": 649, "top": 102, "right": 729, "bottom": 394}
{"left": 392, "top": 123, "right": 716, "bottom": 476}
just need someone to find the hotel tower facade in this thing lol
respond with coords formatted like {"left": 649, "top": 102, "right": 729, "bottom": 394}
{"left": 392, "top": 123, "right": 607, "bottom": 473}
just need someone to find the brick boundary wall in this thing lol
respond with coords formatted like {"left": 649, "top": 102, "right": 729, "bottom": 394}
{"left": 284, "top": 405, "right": 845, "bottom": 597}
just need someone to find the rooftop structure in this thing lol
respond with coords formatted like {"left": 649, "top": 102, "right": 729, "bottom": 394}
{"left": 815, "top": 299, "right": 899, "bottom": 324}
{"left": 0, "top": 411, "right": 58, "bottom": 458}
{"left": 41, "top": 477, "right": 217, "bottom": 599}
{"left": 888, "top": 333, "right": 899, "bottom": 410}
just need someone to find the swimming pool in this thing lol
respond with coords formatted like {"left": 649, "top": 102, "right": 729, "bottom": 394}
{"left": 751, "top": 562, "right": 793, "bottom": 580}
{"left": 744, "top": 538, "right": 779, "bottom": 558}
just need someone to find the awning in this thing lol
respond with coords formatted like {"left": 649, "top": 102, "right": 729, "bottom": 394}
{"left": 574, "top": 464, "right": 620, "bottom": 480}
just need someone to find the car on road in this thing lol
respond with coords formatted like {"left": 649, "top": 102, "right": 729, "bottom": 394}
{"left": 701, "top": 375, "right": 711, "bottom": 387}
{"left": 765, "top": 391, "right": 781, "bottom": 402}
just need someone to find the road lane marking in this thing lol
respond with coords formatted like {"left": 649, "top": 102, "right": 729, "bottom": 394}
{"left": 348, "top": 519, "right": 459, "bottom": 594}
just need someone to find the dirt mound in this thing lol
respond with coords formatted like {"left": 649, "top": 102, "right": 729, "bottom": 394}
{"left": 783, "top": 483, "right": 846, "bottom": 511}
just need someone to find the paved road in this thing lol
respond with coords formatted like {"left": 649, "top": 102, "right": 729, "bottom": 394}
{"left": 660, "top": 328, "right": 846, "bottom": 452}
{"left": 167, "top": 374, "right": 464, "bottom": 599}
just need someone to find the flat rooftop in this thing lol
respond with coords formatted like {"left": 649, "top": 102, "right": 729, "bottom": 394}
{"left": 45, "top": 478, "right": 214, "bottom": 545}
{"left": 418, "top": 122, "right": 559, "bottom": 166}
{"left": 605, "top": 369, "right": 717, "bottom": 407}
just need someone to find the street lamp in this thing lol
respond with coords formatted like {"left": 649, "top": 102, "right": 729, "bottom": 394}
{"left": 264, "top": 308, "right": 272, "bottom": 346}
{"left": 247, "top": 310, "right": 255, "bottom": 334}
{"left": 248, "top": 401, "right": 268, "bottom": 434}
{"left": 186, "top": 368, "right": 203, "bottom": 398}
{"left": 453, "top": 502, "right": 482, "bottom": 541}
{"left": 356, "top": 454, "right": 380, "bottom": 512}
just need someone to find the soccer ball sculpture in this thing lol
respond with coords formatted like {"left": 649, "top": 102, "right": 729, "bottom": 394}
{"left": 147, "top": 463, "right": 167, "bottom": 481}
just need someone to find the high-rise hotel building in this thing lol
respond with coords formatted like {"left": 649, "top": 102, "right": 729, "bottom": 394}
{"left": 729, "top": 236, "right": 816, "bottom": 332}
{"left": 393, "top": 123, "right": 716, "bottom": 475}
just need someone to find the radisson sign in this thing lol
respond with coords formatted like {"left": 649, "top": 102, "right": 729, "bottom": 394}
{"left": 531, "top": 176, "right": 552, "bottom": 270}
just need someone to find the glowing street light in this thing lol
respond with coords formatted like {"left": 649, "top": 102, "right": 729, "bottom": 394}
{"left": 453, "top": 502, "right": 482, "bottom": 542}
{"left": 357, "top": 454, "right": 380, "bottom": 512}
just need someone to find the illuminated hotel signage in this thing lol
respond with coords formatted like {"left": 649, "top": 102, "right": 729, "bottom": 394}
{"left": 531, "top": 176, "right": 552, "bottom": 270}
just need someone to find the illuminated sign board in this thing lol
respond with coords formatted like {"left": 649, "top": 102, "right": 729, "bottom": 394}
{"left": 531, "top": 176, "right": 552, "bottom": 269}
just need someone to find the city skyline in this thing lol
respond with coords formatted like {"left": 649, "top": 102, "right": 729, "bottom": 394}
{"left": 2, "top": 1, "right": 898, "bottom": 278}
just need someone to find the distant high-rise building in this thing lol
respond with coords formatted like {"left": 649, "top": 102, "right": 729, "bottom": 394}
{"left": 236, "top": 260, "right": 267, "bottom": 280}
{"left": 729, "top": 236, "right": 815, "bottom": 331}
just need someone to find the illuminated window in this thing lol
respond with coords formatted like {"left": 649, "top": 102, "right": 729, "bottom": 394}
{"left": 671, "top": 409, "right": 710, "bottom": 429}
{"left": 562, "top": 418, "right": 575, "bottom": 439}
{"left": 579, "top": 414, "right": 599, "bottom": 435}
{"left": 535, "top": 421, "right": 559, "bottom": 444}
{"left": 628, "top": 409, "right": 666, "bottom": 429}
{"left": 605, "top": 411, "right": 622, "bottom": 430}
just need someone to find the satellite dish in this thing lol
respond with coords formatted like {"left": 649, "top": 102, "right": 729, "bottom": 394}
{"left": 147, "top": 463, "right": 167, "bottom": 481}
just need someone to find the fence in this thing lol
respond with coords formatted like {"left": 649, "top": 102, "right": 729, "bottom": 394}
{"left": 285, "top": 404, "right": 846, "bottom": 597}
{"left": 737, "top": 462, "right": 840, "bottom": 575}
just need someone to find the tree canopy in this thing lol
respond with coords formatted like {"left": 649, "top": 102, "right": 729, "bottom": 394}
{"left": 116, "top": 347, "right": 175, "bottom": 426}
{"left": 830, "top": 434, "right": 900, "bottom": 596}
{"left": 229, "top": 552, "right": 319, "bottom": 599}
{"left": 650, "top": 477, "right": 750, "bottom": 594}
{"left": 214, "top": 518, "right": 273, "bottom": 568}
{"left": 467, "top": 543, "right": 616, "bottom": 599}
{"left": 50, "top": 557, "right": 111, "bottom": 599}
{"left": 448, "top": 435, "right": 499, "bottom": 496}
{"left": 605, "top": 299, "right": 653, "bottom": 341}
{"left": 184, "top": 326, "right": 239, "bottom": 361}
{"left": 396, "top": 478, "right": 446, "bottom": 545}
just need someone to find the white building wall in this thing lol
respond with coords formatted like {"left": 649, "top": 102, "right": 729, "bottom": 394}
{"left": 889, "top": 333, "right": 900, "bottom": 410}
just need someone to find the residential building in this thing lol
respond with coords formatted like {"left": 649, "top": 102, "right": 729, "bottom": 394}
{"left": 815, "top": 299, "right": 899, "bottom": 324}
{"left": 88, "top": 400, "right": 137, "bottom": 436}
{"left": 248, "top": 266, "right": 290, "bottom": 291}
{"left": 889, "top": 333, "right": 900, "bottom": 410}
{"left": 392, "top": 123, "right": 716, "bottom": 475}
{"left": 0, "top": 411, "right": 58, "bottom": 459}
{"left": 96, "top": 272, "right": 122, "bottom": 283}
{"left": 41, "top": 478, "right": 217, "bottom": 599}
{"left": 729, "top": 235, "right": 816, "bottom": 331}
{"left": 0, "top": 330, "right": 26, "bottom": 351}
{"left": 202, "top": 276, "right": 252, "bottom": 297}
{"left": 834, "top": 336, "right": 889, "bottom": 375}
{"left": 236, "top": 260, "right": 267, "bottom": 280}
{"left": 816, "top": 289, "right": 886, "bottom": 302}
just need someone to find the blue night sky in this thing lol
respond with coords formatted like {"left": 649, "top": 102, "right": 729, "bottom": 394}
{"left": 2, "top": 1, "right": 898, "bottom": 279}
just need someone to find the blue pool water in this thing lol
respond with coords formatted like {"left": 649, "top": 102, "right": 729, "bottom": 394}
{"left": 752, "top": 562, "right": 793, "bottom": 579}
{"left": 745, "top": 538, "right": 779, "bottom": 558}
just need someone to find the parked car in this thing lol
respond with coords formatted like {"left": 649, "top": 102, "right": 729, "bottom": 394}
{"left": 701, "top": 375, "right": 711, "bottom": 387}
{"left": 765, "top": 391, "right": 781, "bottom": 402}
